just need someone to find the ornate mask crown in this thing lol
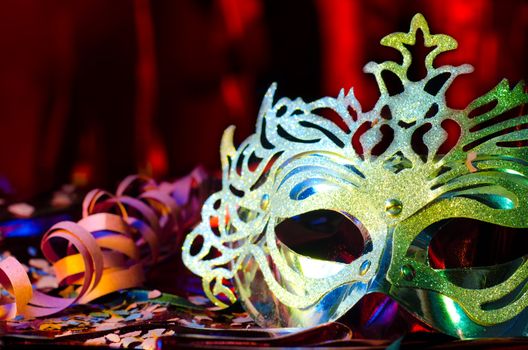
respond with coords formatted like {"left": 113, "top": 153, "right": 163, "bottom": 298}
{"left": 182, "top": 14, "right": 528, "bottom": 338}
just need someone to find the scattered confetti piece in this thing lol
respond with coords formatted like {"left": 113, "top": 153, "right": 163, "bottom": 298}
{"left": 105, "top": 333, "right": 121, "bottom": 343}
{"left": 194, "top": 315, "right": 212, "bottom": 322}
{"left": 89, "top": 312, "right": 111, "bottom": 319}
{"left": 232, "top": 315, "right": 253, "bottom": 323}
{"left": 147, "top": 289, "right": 161, "bottom": 299}
{"left": 206, "top": 306, "right": 223, "bottom": 311}
{"left": 143, "top": 328, "right": 165, "bottom": 338}
{"left": 121, "top": 330, "right": 142, "bottom": 338}
{"left": 140, "top": 311, "right": 153, "bottom": 321}
{"left": 39, "top": 323, "right": 62, "bottom": 331}
{"left": 124, "top": 313, "right": 142, "bottom": 322}
{"left": 114, "top": 310, "right": 130, "bottom": 316}
{"left": 94, "top": 323, "right": 125, "bottom": 332}
{"left": 153, "top": 307, "right": 167, "bottom": 313}
{"left": 144, "top": 304, "right": 159, "bottom": 313}
{"left": 55, "top": 330, "right": 73, "bottom": 338}
{"left": 178, "top": 319, "right": 205, "bottom": 328}
{"left": 188, "top": 295, "right": 209, "bottom": 305}
{"left": 142, "top": 337, "right": 158, "bottom": 350}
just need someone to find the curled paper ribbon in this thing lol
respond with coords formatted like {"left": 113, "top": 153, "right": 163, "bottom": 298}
{"left": 0, "top": 167, "right": 208, "bottom": 320}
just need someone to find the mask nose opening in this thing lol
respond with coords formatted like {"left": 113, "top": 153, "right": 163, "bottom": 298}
{"left": 275, "top": 209, "right": 371, "bottom": 264}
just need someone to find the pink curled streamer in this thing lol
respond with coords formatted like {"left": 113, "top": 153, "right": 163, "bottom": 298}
{"left": 0, "top": 166, "right": 207, "bottom": 319}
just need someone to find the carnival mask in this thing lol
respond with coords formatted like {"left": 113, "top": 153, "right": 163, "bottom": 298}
{"left": 182, "top": 14, "right": 528, "bottom": 338}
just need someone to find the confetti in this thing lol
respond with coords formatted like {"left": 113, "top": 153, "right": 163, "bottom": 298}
{"left": 144, "top": 304, "right": 159, "bottom": 313}
{"left": 188, "top": 295, "right": 209, "bottom": 305}
{"left": 147, "top": 289, "right": 161, "bottom": 299}
{"left": 206, "top": 306, "right": 223, "bottom": 311}
{"left": 178, "top": 319, "right": 205, "bottom": 328}
{"left": 232, "top": 315, "right": 253, "bottom": 323}
{"left": 141, "top": 337, "right": 157, "bottom": 350}
{"left": 55, "top": 330, "right": 73, "bottom": 337}
{"left": 140, "top": 311, "right": 153, "bottom": 321}
{"left": 89, "top": 312, "right": 111, "bottom": 319}
{"left": 124, "top": 313, "right": 142, "bottom": 322}
{"left": 94, "top": 323, "right": 125, "bottom": 332}
{"left": 126, "top": 303, "right": 138, "bottom": 311}
{"left": 194, "top": 315, "right": 212, "bottom": 322}
{"left": 120, "top": 330, "right": 142, "bottom": 338}
{"left": 143, "top": 328, "right": 165, "bottom": 338}
{"left": 105, "top": 333, "right": 121, "bottom": 343}
{"left": 39, "top": 323, "right": 62, "bottom": 331}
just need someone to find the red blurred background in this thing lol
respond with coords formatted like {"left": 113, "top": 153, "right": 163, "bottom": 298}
{"left": 0, "top": 0, "right": 526, "bottom": 200}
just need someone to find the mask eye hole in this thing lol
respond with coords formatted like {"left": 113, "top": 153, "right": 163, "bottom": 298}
{"left": 275, "top": 210, "right": 371, "bottom": 264}
{"left": 408, "top": 218, "right": 528, "bottom": 289}
{"left": 425, "top": 218, "right": 528, "bottom": 270}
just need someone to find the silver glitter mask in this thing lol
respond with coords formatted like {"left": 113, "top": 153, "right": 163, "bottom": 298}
{"left": 182, "top": 14, "right": 528, "bottom": 338}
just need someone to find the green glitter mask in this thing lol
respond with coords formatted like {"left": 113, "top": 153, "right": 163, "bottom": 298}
{"left": 182, "top": 14, "right": 528, "bottom": 338}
